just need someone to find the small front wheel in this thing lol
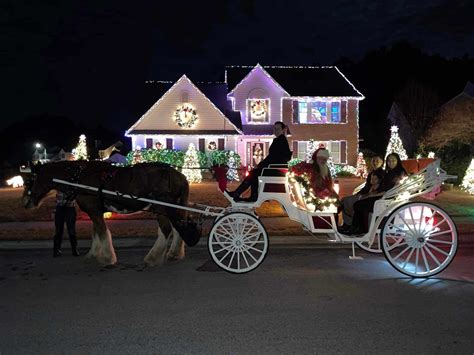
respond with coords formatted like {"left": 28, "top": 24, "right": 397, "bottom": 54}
{"left": 381, "top": 202, "right": 458, "bottom": 278}
{"left": 208, "top": 212, "right": 268, "bottom": 274}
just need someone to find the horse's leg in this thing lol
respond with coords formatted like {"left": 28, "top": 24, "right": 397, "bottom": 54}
{"left": 85, "top": 223, "right": 101, "bottom": 260}
{"left": 167, "top": 225, "right": 185, "bottom": 261}
{"left": 91, "top": 214, "right": 117, "bottom": 265}
{"left": 144, "top": 215, "right": 172, "bottom": 266}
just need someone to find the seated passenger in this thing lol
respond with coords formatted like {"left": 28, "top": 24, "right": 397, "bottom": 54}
{"left": 310, "top": 147, "right": 339, "bottom": 201}
{"left": 226, "top": 121, "right": 292, "bottom": 202}
{"left": 338, "top": 155, "right": 384, "bottom": 232}
{"left": 348, "top": 153, "right": 407, "bottom": 235}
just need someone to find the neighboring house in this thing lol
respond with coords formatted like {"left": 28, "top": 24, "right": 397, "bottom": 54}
{"left": 126, "top": 64, "right": 364, "bottom": 166}
{"left": 386, "top": 102, "right": 416, "bottom": 156}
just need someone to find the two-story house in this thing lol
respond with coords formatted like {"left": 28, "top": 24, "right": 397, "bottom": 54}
{"left": 126, "top": 64, "right": 364, "bottom": 166}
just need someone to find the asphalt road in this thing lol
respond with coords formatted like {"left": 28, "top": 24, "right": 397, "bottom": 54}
{"left": 1, "top": 245, "right": 473, "bottom": 354}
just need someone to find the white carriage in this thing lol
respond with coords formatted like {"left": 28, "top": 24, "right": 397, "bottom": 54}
{"left": 209, "top": 159, "right": 458, "bottom": 277}
{"left": 51, "top": 159, "right": 458, "bottom": 278}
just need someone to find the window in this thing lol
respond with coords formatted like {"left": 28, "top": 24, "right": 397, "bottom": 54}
{"left": 146, "top": 138, "right": 153, "bottom": 149}
{"left": 331, "top": 102, "right": 341, "bottom": 122}
{"left": 198, "top": 138, "right": 205, "bottom": 152}
{"left": 248, "top": 99, "right": 269, "bottom": 123}
{"left": 297, "top": 141, "right": 308, "bottom": 161}
{"left": 298, "top": 102, "right": 308, "bottom": 123}
{"left": 296, "top": 100, "right": 341, "bottom": 123}
{"left": 296, "top": 141, "right": 341, "bottom": 163}
{"left": 166, "top": 138, "right": 173, "bottom": 150}
{"left": 311, "top": 102, "right": 327, "bottom": 122}
{"left": 329, "top": 141, "right": 341, "bottom": 163}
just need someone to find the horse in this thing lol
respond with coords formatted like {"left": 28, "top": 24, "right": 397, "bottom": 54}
{"left": 21, "top": 161, "right": 201, "bottom": 266}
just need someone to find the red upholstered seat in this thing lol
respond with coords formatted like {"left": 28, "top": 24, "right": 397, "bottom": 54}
{"left": 401, "top": 159, "right": 418, "bottom": 174}
{"left": 417, "top": 158, "right": 436, "bottom": 171}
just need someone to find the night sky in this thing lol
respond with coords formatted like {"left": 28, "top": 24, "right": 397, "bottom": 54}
{"left": 2, "top": 0, "right": 473, "bottom": 132}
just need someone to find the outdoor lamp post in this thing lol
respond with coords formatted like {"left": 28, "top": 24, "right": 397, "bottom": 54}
{"left": 35, "top": 142, "right": 47, "bottom": 160}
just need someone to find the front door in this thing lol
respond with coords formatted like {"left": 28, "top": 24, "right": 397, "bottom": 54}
{"left": 246, "top": 141, "right": 268, "bottom": 167}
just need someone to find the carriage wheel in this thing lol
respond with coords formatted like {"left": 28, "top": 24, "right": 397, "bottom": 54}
{"left": 381, "top": 202, "right": 458, "bottom": 278}
{"left": 208, "top": 212, "right": 268, "bottom": 274}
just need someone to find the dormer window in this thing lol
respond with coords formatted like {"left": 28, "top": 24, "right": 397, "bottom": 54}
{"left": 247, "top": 99, "right": 270, "bottom": 123}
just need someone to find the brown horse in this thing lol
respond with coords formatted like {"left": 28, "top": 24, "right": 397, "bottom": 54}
{"left": 22, "top": 161, "right": 200, "bottom": 266}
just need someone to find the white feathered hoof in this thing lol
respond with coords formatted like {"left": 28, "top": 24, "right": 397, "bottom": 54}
{"left": 97, "top": 253, "right": 117, "bottom": 266}
{"left": 166, "top": 253, "right": 184, "bottom": 262}
{"left": 144, "top": 253, "right": 164, "bottom": 267}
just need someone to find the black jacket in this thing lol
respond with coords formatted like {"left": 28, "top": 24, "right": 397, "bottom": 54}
{"left": 257, "top": 134, "right": 292, "bottom": 168}
{"left": 359, "top": 167, "right": 384, "bottom": 195}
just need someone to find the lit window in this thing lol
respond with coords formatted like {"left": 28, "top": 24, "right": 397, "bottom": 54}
{"left": 310, "top": 102, "right": 327, "bottom": 122}
{"left": 297, "top": 141, "right": 307, "bottom": 161}
{"left": 330, "top": 141, "right": 341, "bottom": 163}
{"left": 248, "top": 99, "right": 269, "bottom": 123}
{"left": 331, "top": 102, "right": 341, "bottom": 122}
{"left": 298, "top": 102, "right": 308, "bottom": 123}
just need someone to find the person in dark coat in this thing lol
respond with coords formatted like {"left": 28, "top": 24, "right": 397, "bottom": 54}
{"left": 348, "top": 153, "right": 407, "bottom": 234}
{"left": 53, "top": 190, "right": 80, "bottom": 257}
{"left": 338, "top": 155, "right": 384, "bottom": 232}
{"left": 226, "top": 121, "right": 292, "bottom": 202}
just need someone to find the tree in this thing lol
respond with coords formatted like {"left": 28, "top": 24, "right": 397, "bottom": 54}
{"left": 73, "top": 134, "right": 88, "bottom": 160}
{"left": 422, "top": 98, "right": 474, "bottom": 148}
{"left": 306, "top": 139, "right": 317, "bottom": 162}
{"left": 385, "top": 125, "right": 408, "bottom": 160}
{"left": 226, "top": 151, "right": 239, "bottom": 181}
{"left": 356, "top": 152, "right": 368, "bottom": 178}
{"left": 394, "top": 80, "right": 441, "bottom": 155}
{"left": 182, "top": 143, "right": 202, "bottom": 183}
{"left": 461, "top": 158, "right": 474, "bottom": 195}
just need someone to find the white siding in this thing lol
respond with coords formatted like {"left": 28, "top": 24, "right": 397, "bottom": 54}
{"left": 129, "top": 75, "right": 238, "bottom": 132}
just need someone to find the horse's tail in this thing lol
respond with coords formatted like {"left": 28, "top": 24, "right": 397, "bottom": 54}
{"left": 172, "top": 174, "right": 200, "bottom": 246}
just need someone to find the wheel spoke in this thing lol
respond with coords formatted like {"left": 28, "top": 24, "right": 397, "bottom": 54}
{"left": 408, "top": 206, "right": 418, "bottom": 233}
{"left": 242, "top": 248, "right": 258, "bottom": 263}
{"left": 240, "top": 249, "right": 250, "bottom": 269}
{"left": 426, "top": 230, "right": 452, "bottom": 238}
{"left": 399, "top": 215, "right": 417, "bottom": 237}
{"left": 244, "top": 244, "right": 265, "bottom": 254}
{"left": 426, "top": 242, "right": 450, "bottom": 256}
{"left": 401, "top": 247, "right": 415, "bottom": 268}
{"left": 431, "top": 217, "right": 447, "bottom": 231}
{"left": 393, "top": 245, "right": 412, "bottom": 262}
{"left": 425, "top": 238, "right": 453, "bottom": 245}
{"left": 218, "top": 247, "right": 233, "bottom": 261}
{"left": 423, "top": 245, "right": 441, "bottom": 267}
{"left": 214, "top": 231, "right": 233, "bottom": 242}
{"left": 227, "top": 249, "right": 236, "bottom": 268}
{"left": 421, "top": 247, "right": 430, "bottom": 272}
{"left": 415, "top": 249, "right": 419, "bottom": 274}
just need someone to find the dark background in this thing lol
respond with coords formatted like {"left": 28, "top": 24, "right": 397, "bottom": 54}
{"left": 1, "top": 0, "right": 473, "bottom": 167}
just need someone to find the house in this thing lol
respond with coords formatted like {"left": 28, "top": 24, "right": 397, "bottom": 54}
{"left": 126, "top": 64, "right": 364, "bottom": 166}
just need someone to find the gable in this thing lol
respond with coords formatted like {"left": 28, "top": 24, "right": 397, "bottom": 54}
{"left": 126, "top": 75, "right": 241, "bottom": 135}
{"left": 226, "top": 65, "right": 364, "bottom": 98}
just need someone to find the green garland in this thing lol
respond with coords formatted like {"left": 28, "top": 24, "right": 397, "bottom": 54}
{"left": 126, "top": 148, "right": 240, "bottom": 170}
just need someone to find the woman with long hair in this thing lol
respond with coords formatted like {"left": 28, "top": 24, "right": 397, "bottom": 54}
{"left": 348, "top": 153, "right": 407, "bottom": 234}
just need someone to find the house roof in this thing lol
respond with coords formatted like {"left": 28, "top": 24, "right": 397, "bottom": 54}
{"left": 127, "top": 129, "right": 240, "bottom": 135}
{"left": 135, "top": 80, "right": 242, "bottom": 131}
{"left": 225, "top": 65, "right": 364, "bottom": 98}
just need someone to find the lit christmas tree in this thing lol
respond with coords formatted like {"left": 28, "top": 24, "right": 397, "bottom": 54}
{"left": 385, "top": 125, "right": 408, "bottom": 160}
{"left": 182, "top": 143, "right": 202, "bottom": 183}
{"left": 356, "top": 152, "right": 368, "bottom": 178}
{"left": 226, "top": 151, "right": 239, "bottom": 181}
{"left": 306, "top": 139, "right": 317, "bottom": 162}
{"left": 461, "top": 158, "right": 474, "bottom": 195}
{"left": 131, "top": 148, "right": 143, "bottom": 165}
{"left": 73, "top": 134, "right": 88, "bottom": 160}
{"left": 327, "top": 156, "right": 337, "bottom": 178}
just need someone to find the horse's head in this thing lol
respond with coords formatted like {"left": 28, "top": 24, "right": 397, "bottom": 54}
{"left": 21, "top": 162, "right": 58, "bottom": 209}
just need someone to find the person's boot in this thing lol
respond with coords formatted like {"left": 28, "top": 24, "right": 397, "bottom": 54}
{"left": 70, "top": 238, "right": 81, "bottom": 256}
{"left": 53, "top": 237, "right": 62, "bottom": 257}
{"left": 226, "top": 180, "right": 251, "bottom": 201}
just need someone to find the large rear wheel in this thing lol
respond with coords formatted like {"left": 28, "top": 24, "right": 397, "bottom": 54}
{"left": 381, "top": 202, "right": 458, "bottom": 278}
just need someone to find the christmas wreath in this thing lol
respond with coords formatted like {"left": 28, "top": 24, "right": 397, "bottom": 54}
{"left": 288, "top": 162, "right": 339, "bottom": 211}
{"left": 250, "top": 100, "right": 267, "bottom": 118}
{"left": 174, "top": 104, "right": 198, "bottom": 128}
